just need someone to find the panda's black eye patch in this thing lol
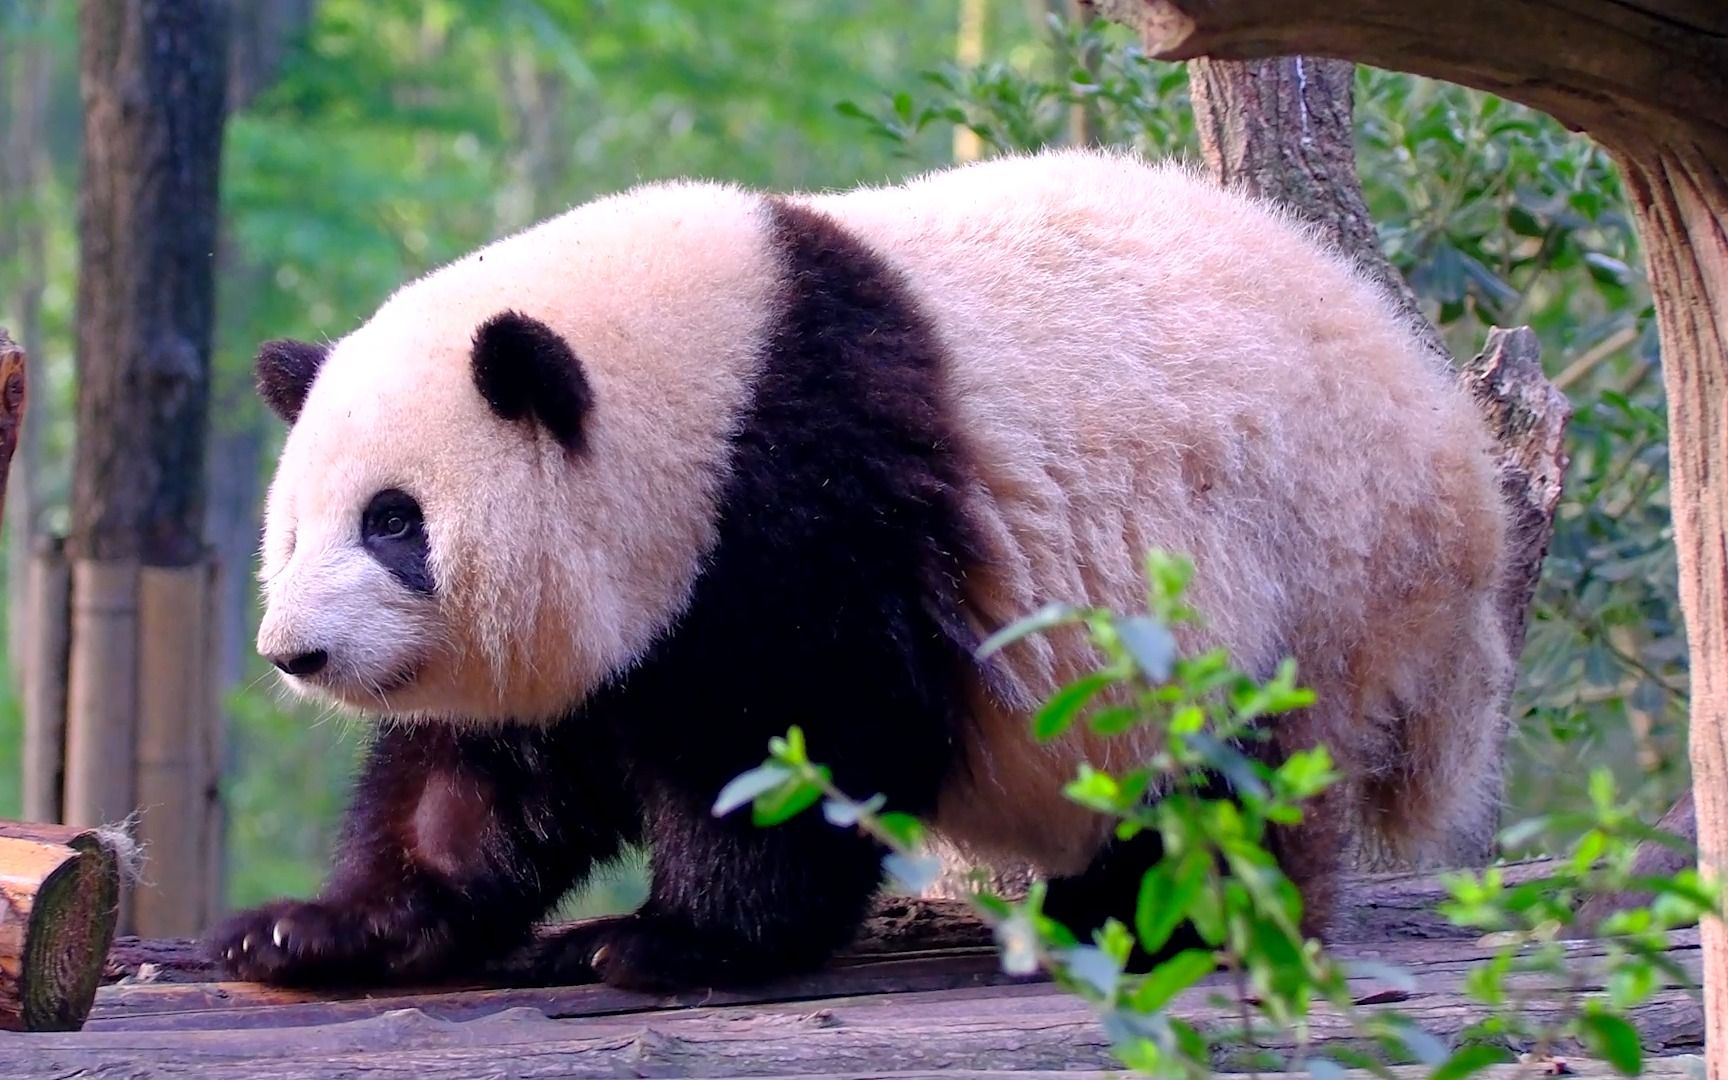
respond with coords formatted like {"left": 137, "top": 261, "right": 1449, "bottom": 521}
{"left": 361, "top": 489, "right": 433, "bottom": 594}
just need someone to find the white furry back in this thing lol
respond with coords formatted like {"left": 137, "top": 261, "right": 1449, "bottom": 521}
{"left": 803, "top": 149, "right": 1510, "bottom": 877}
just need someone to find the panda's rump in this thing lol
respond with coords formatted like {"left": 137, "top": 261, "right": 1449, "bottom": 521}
{"left": 810, "top": 148, "right": 1510, "bottom": 873}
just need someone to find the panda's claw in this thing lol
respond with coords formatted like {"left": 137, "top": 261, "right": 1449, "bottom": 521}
{"left": 272, "top": 920, "right": 289, "bottom": 949}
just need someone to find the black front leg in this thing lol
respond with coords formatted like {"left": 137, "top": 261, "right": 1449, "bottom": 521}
{"left": 207, "top": 719, "right": 637, "bottom": 987}
{"left": 530, "top": 782, "right": 885, "bottom": 992}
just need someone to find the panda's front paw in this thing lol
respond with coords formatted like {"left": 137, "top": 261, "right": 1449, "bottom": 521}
{"left": 525, "top": 913, "right": 800, "bottom": 994}
{"left": 205, "top": 898, "right": 450, "bottom": 987}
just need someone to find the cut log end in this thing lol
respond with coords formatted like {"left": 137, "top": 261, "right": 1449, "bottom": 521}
{"left": 0, "top": 824, "right": 122, "bottom": 1032}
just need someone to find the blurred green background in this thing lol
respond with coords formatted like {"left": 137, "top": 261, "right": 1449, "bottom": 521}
{"left": 0, "top": 0, "right": 1683, "bottom": 917}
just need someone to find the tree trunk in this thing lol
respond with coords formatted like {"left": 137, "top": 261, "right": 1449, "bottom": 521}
{"left": 1091, "top": 0, "right": 1728, "bottom": 1068}
{"left": 70, "top": 0, "right": 228, "bottom": 568}
{"left": 67, "top": 0, "right": 229, "bottom": 935}
{"left": 1615, "top": 140, "right": 1728, "bottom": 1080}
{"left": 1185, "top": 56, "right": 1445, "bottom": 362}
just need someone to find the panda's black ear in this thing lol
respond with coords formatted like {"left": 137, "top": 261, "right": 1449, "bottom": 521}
{"left": 255, "top": 339, "right": 328, "bottom": 424}
{"left": 471, "top": 310, "right": 593, "bottom": 453}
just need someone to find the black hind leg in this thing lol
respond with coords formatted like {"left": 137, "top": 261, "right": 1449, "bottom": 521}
{"left": 529, "top": 783, "right": 886, "bottom": 991}
{"left": 1042, "top": 828, "right": 1209, "bottom": 972}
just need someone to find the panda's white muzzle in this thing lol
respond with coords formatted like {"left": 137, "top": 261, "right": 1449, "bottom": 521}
{"left": 256, "top": 543, "right": 440, "bottom": 709}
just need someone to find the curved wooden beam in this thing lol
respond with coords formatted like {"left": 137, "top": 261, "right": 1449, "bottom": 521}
{"left": 1094, "top": 1, "right": 1728, "bottom": 150}
{"left": 1089, "top": 0, "right": 1728, "bottom": 1067}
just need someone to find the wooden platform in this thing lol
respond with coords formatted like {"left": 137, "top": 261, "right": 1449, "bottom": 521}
{"left": 0, "top": 862, "right": 1707, "bottom": 1079}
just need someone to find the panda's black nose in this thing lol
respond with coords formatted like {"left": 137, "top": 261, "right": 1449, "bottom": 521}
{"left": 271, "top": 649, "right": 328, "bottom": 677}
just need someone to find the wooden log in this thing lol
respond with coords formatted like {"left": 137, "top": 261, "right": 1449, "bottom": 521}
{"left": 1571, "top": 789, "right": 1700, "bottom": 938}
{"left": 133, "top": 562, "right": 215, "bottom": 937}
{"left": 0, "top": 821, "right": 122, "bottom": 1032}
{"left": 20, "top": 536, "right": 69, "bottom": 823}
{"left": 43, "top": 935, "right": 1710, "bottom": 1076}
{"left": 0, "top": 1032, "right": 1705, "bottom": 1080}
{"left": 99, "top": 861, "right": 1558, "bottom": 989}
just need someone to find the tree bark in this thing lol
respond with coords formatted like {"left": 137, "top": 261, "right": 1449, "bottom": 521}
{"left": 70, "top": 0, "right": 228, "bottom": 568}
{"left": 1091, "top": 0, "right": 1728, "bottom": 1069}
{"left": 1572, "top": 789, "right": 1698, "bottom": 938}
{"left": 67, "top": 0, "right": 229, "bottom": 936}
{"left": 1186, "top": 55, "right": 1446, "bottom": 362}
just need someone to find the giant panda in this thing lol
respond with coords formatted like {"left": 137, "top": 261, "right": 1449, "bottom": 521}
{"left": 209, "top": 146, "right": 1512, "bottom": 993}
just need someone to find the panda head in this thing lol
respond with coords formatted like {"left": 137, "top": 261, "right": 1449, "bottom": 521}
{"left": 253, "top": 305, "right": 619, "bottom": 724}
{"left": 252, "top": 183, "right": 780, "bottom": 725}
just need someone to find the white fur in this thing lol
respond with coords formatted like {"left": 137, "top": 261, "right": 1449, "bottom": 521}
{"left": 802, "top": 150, "right": 1509, "bottom": 873}
{"left": 259, "top": 180, "right": 781, "bottom": 721}
{"left": 259, "top": 147, "right": 1510, "bottom": 877}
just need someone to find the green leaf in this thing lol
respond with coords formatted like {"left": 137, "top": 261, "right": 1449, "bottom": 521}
{"left": 753, "top": 770, "right": 827, "bottom": 827}
{"left": 1033, "top": 671, "right": 1117, "bottom": 741}
{"left": 1430, "top": 1042, "right": 1514, "bottom": 1080}
{"left": 883, "top": 852, "right": 941, "bottom": 893}
{"left": 1118, "top": 615, "right": 1177, "bottom": 682}
{"left": 1136, "top": 852, "right": 1208, "bottom": 953}
{"left": 876, "top": 811, "right": 927, "bottom": 849}
{"left": 1578, "top": 1011, "right": 1643, "bottom": 1075}
{"left": 995, "top": 910, "right": 1042, "bottom": 976}
{"left": 822, "top": 792, "right": 885, "bottom": 827}
{"left": 1608, "top": 959, "right": 1658, "bottom": 1009}
{"left": 712, "top": 764, "right": 793, "bottom": 818}
{"left": 769, "top": 725, "right": 809, "bottom": 766}
{"left": 1065, "top": 765, "right": 1123, "bottom": 811}
{"left": 977, "top": 602, "right": 1081, "bottom": 659}
{"left": 1304, "top": 1058, "right": 1348, "bottom": 1080}
{"left": 1087, "top": 705, "right": 1142, "bottom": 737}
{"left": 1062, "top": 944, "right": 1121, "bottom": 998}
{"left": 1129, "top": 947, "right": 1215, "bottom": 1011}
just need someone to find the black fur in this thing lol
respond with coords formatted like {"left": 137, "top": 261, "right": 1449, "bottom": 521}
{"left": 211, "top": 197, "right": 990, "bottom": 991}
{"left": 209, "top": 721, "right": 639, "bottom": 987}
{"left": 361, "top": 489, "right": 434, "bottom": 594}
{"left": 255, "top": 339, "right": 328, "bottom": 424}
{"left": 471, "top": 310, "right": 593, "bottom": 453}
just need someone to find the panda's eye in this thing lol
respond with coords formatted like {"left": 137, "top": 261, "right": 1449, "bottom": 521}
{"left": 362, "top": 489, "right": 424, "bottom": 545}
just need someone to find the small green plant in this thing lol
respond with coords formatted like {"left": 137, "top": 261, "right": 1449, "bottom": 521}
{"left": 716, "top": 550, "right": 1716, "bottom": 1079}
{"left": 1437, "top": 771, "right": 1717, "bottom": 1075}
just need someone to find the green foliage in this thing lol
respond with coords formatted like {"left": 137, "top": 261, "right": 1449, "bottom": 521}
{"left": 836, "top": 13, "right": 1194, "bottom": 158}
{"left": 722, "top": 554, "right": 1717, "bottom": 1079}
